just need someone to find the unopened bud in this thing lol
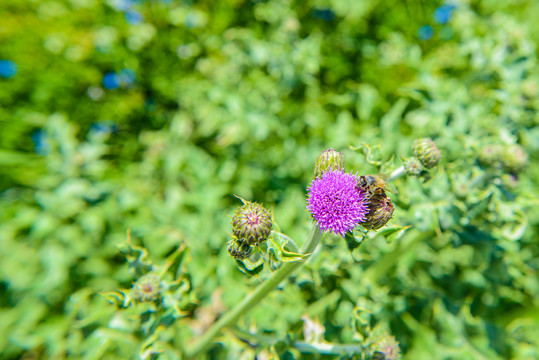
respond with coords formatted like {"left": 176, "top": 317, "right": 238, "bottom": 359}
{"left": 361, "top": 192, "right": 394, "bottom": 230}
{"left": 412, "top": 138, "right": 440, "bottom": 169}
{"left": 478, "top": 144, "right": 503, "bottom": 167}
{"left": 227, "top": 239, "right": 252, "bottom": 260}
{"left": 500, "top": 174, "right": 519, "bottom": 189}
{"left": 232, "top": 201, "right": 272, "bottom": 245}
{"left": 403, "top": 157, "right": 423, "bottom": 176}
{"left": 131, "top": 274, "right": 162, "bottom": 302}
{"left": 500, "top": 144, "right": 528, "bottom": 173}
{"left": 372, "top": 333, "right": 401, "bottom": 360}
{"left": 314, "top": 148, "right": 345, "bottom": 179}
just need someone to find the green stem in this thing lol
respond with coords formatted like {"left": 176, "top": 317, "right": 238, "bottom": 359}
{"left": 184, "top": 224, "right": 323, "bottom": 358}
{"left": 389, "top": 165, "right": 405, "bottom": 182}
{"left": 291, "top": 341, "right": 366, "bottom": 355}
{"left": 231, "top": 327, "right": 366, "bottom": 356}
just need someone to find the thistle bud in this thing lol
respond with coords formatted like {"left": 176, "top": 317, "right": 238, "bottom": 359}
{"left": 477, "top": 144, "right": 503, "bottom": 167}
{"left": 403, "top": 157, "right": 424, "bottom": 176}
{"left": 372, "top": 333, "right": 401, "bottom": 360}
{"left": 131, "top": 274, "right": 162, "bottom": 302}
{"left": 227, "top": 239, "right": 252, "bottom": 260}
{"left": 314, "top": 148, "right": 345, "bottom": 179}
{"left": 411, "top": 138, "right": 440, "bottom": 169}
{"left": 232, "top": 201, "right": 272, "bottom": 245}
{"left": 361, "top": 192, "right": 394, "bottom": 230}
{"left": 500, "top": 174, "right": 519, "bottom": 189}
{"left": 500, "top": 144, "right": 528, "bottom": 173}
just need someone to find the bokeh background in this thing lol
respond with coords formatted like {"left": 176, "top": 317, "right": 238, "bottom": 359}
{"left": 1, "top": 0, "right": 538, "bottom": 359}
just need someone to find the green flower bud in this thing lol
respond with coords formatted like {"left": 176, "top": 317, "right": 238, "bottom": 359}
{"left": 500, "top": 144, "right": 528, "bottom": 173}
{"left": 477, "top": 144, "right": 503, "bottom": 167}
{"left": 232, "top": 201, "right": 272, "bottom": 245}
{"left": 314, "top": 148, "right": 345, "bottom": 179}
{"left": 412, "top": 138, "right": 440, "bottom": 169}
{"left": 403, "top": 157, "right": 424, "bottom": 176}
{"left": 227, "top": 239, "right": 252, "bottom": 260}
{"left": 372, "top": 333, "right": 401, "bottom": 360}
{"left": 131, "top": 274, "right": 162, "bottom": 302}
{"left": 361, "top": 192, "right": 394, "bottom": 230}
{"left": 500, "top": 174, "right": 519, "bottom": 189}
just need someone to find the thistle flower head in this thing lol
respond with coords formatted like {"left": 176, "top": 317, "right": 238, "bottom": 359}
{"left": 307, "top": 170, "right": 369, "bottom": 237}
{"left": 131, "top": 274, "right": 162, "bottom": 302}
{"left": 232, "top": 200, "right": 272, "bottom": 245}
{"left": 361, "top": 192, "right": 394, "bottom": 230}
{"left": 412, "top": 138, "right": 440, "bottom": 169}
{"left": 314, "top": 148, "right": 345, "bottom": 179}
{"left": 403, "top": 157, "right": 424, "bottom": 177}
{"left": 478, "top": 143, "right": 528, "bottom": 173}
{"left": 372, "top": 333, "right": 401, "bottom": 360}
{"left": 501, "top": 144, "right": 528, "bottom": 173}
{"left": 227, "top": 239, "right": 253, "bottom": 260}
{"left": 501, "top": 173, "right": 519, "bottom": 189}
{"left": 478, "top": 144, "right": 503, "bottom": 167}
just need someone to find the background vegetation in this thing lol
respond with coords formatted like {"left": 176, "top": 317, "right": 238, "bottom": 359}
{"left": 1, "top": 0, "right": 538, "bottom": 359}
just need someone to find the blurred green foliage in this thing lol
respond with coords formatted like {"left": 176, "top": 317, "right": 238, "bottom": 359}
{"left": 1, "top": 0, "right": 538, "bottom": 359}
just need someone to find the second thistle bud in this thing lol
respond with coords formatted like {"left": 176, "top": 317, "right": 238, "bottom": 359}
{"left": 403, "top": 157, "right": 424, "bottom": 177}
{"left": 232, "top": 200, "right": 272, "bottom": 245}
{"left": 314, "top": 148, "right": 345, "bottom": 179}
{"left": 478, "top": 143, "right": 528, "bottom": 173}
{"left": 478, "top": 144, "right": 503, "bottom": 167}
{"left": 412, "top": 138, "right": 440, "bottom": 169}
{"left": 131, "top": 274, "right": 162, "bottom": 302}
{"left": 361, "top": 192, "right": 394, "bottom": 230}
{"left": 227, "top": 240, "right": 253, "bottom": 260}
{"left": 371, "top": 333, "right": 401, "bottom": 360}
{"left": 500, "top": 144, "right": 528, "bottom": 173}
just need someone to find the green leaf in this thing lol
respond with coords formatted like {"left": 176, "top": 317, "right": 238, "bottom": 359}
{"left": 374, "top": 224, "right": 412, "bottom": 241}
{"left": 267, "top": 231, "right": 309, "bottom": 263}
{"left": 117, "top": 230, "right": 153, "bottom": 277}
{"left": 344, "top": 231, "right": 365, "bottom": 252}
{"left": 100, "top": 291, "right": 130, "bottom": 307}
{"left": 235, "top": 256, "right": 265, "bottom": 276}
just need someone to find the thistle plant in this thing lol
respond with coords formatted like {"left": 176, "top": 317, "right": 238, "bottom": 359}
{"left": 475, "top": 142, "right": 529, "bottom": 194}
{"left": 100, "top": 232, "right": 191, "bottom": 358}
{"left": 3, "top": 2, "right": 538, "bottom": 359}
{"left": 97, "top": 140, "right": 444, "bottom": 358}
{"left": 183, "top": 145, "right": 438, "bottom": 358}
{"left": 478, "top": 143, "right": 529, "bottom": 174}
{"left": 384, "top": 138, "right": 442, "bottom": 182}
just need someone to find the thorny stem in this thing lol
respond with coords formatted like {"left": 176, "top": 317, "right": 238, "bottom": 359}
{"left": 184, "top": 224, "right": 323, "bottom": 358}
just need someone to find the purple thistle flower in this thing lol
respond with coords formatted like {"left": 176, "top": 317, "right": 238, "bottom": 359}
{"left": 307, "top": 170, "right": 369, "bottom": 237}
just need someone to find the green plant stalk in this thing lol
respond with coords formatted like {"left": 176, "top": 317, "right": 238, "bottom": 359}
{"left": 389, "top": 165, "right": 405, "bottom": 182}
{"left": 184, "top": 224, "right": 323, "bottom": 358}
{"left": 289, "top": 341, "right": 366, "bottom": 355}
{"left": 231, "top": 327, "right": 366, "bottom": 356}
